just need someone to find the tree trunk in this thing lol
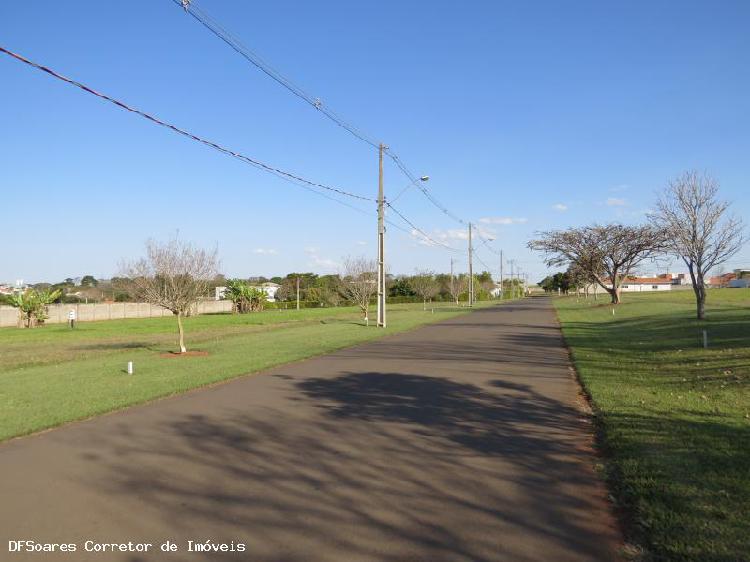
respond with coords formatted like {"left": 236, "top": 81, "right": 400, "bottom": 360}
{"left": 694, "top": 277, "right": 706, "bottom": 320}
{"left": 176, "top": 311, "right": 187, "bottom": 353}
{"left": 687, "top": 262, "right": 706, "bottom": 320}
{"left": 608, "top": 287, "right": 621, "bottom": 304}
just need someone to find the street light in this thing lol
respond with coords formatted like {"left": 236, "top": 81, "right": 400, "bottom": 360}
{"left": 391, "top": 175, "right": 429, "bottom": 203}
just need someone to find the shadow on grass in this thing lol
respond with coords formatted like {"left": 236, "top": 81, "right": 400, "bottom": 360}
{"left": 75, "top": 341, "right": 153, "bottom": 351}
{"left": 598, "top": 410, "right": 750, "bottom": 561}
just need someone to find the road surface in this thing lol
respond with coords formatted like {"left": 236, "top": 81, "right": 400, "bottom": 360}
{"left": 0, "top": 297, "right": 620, "bottom": 561}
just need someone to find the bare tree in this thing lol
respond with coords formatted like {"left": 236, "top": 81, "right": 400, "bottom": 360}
{"left": 650, "top": 171, "right": 744, "bottom": 319}
{"left": 449, "top": 273, "right": 468, "bottom": 304}
{"left": 123, "top": 238, "right": 219, "bottom": 353}
{"left": 529, "top": 224, "right": 666, "bottom": 304}
{"left": 340, "top": 256, "right": 378, "bottom": 324}
{"left": 410, "top": 269, "right": 439, "bottom": 310}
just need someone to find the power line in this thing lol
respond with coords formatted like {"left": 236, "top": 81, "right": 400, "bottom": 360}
{"left": 472, "top": 250, "right": 493, "bottom": 273}
{"left": 386, "top": 202, "right": 462, "bottom": 253}
{"left": 0, "top": 45, "right": 373, "bottom": 204}
{"left": 391, "top": 177, "right": 428, "bottom": 204}
{"left": 172, "top": 0, "right": 380, "bottom": 149}
{"left": 386, "top": 152, "right": 467, "bottom": 224}
{"left": 1, "top": 43, "right": 473, "bottom": 267}
{"left": 476, "top": 231, "right": 501, "bottom": 255}
{"left": 171, "top": 0, "right": 469, "bottom": 226}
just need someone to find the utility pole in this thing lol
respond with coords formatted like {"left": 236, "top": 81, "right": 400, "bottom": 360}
{"left": 377, "top": 143, "right": 387, "bottom": 327}
{"left": 468, "top": 222, "right": 474, "bottom": 307}
{"left": 296, "top": 276, "right": 300, "bottom": 311}
{"left": 450, "top": 257, "right": 454, "bottom": 302}
{"left": 510, "top": 259, "right": 515, "bottom": 299}
{"left": 499, "top": 249, "right": 504, "bottom": 300}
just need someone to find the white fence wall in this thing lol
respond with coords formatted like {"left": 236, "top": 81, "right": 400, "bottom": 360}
{"left": 0, "top": 300, "right": 233, "bottom": 328}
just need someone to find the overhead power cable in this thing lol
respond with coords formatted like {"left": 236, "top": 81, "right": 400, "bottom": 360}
{"left": 386, "top": 202, "right": 462, "bottom": 253}
{"left": 472, "top": 250, "right": 493, "bottom": 273}
{"left": 170, "top": 0, "right": 469, "bottom": 225}
{"left": 386, "top": 153, "right": 467, "bottom": 224}
{"left": 0, "top": 45, "right": 372, "bottom": 204}
{"left": 476, "top": 231, "right": 501, "bottom": 255}
{"left": 171, "top": 0, "right": 379, "bottom": 149}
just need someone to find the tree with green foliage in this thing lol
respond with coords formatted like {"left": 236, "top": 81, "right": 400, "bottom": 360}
{"left": 223, "top": 279, "right": 267, "bottom": 313}
{"left": 389, "top": 277, "right": 415, "bottom": 297}
{"left": 314, "top": 274, "right": 344, "bottom": 306}
{"left": 7, "top": 288, "right": 62, "bottom": 328}
{"left": 80, "top": 275, "right": 98, "bottom": 287}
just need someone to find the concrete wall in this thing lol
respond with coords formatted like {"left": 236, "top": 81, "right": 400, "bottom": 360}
{"left": 0, "top": 300, "right": 233, "bottom": 328}
{"left": 620, "top": 283, "right": 673, "bottom": 292}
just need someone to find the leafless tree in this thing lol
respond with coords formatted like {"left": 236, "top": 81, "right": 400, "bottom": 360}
{"left": 650, "top": 171, "right": 744, "bottom": 319}
{"left": 449, "top": 273, "right": 468, "bottom": 304}
{"left": 529, "top": 224, "right": 666, "bottom": 304}
{"left": 123, "top": 238, "right": 219, "bottom": 353}
{"left": 410, "top": 269, "right": 440, "bottom": 310}
{"left": 340, "top": 256, "right": 378, "bottom": 324}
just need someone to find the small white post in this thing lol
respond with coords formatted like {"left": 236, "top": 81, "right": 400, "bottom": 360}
{"left": 612, "top": 308, "right": 615, "bottom": 316}
{"left": 702, "top": 330, "right": 708, "bottom": 349}
{"left": 127, "top": 361, "right": 134, "bottom": 375}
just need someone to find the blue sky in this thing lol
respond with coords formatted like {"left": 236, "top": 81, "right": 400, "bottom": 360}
{"left": 2, "top": 0, "right": 748, "bottom": 284}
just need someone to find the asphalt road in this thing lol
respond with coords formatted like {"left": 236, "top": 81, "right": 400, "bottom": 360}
{"left": 0, "top": 297, "right": 620, "bottom": 562}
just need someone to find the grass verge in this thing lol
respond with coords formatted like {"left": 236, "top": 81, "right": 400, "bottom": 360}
{"left": 0, "top": 301, "right": 495, "bottom": 442}
{"left": 555, "top": 289, "right": 750, "bottom": 561}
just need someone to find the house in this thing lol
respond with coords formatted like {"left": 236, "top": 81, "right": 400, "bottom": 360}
{"left": 602, "top": 274, "right": 676, "bottom": 292}
{"left": 618, "top": 276, "right": 674, "bottom": 292}
{"left": 254, "top": 282, "right": 281, "bottom": 302}
{"left": 215, "top": 282, "right": 281, "bottom": 302}
{"left": 708, "top": 272, "right": 736, "bottom": 288}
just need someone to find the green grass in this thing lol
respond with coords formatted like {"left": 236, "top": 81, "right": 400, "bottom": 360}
{"left": 554, "top": 289, "right": 750, "bottom": 561}
{"left": 0, "top": 301, "right": 496, "bottom": 442}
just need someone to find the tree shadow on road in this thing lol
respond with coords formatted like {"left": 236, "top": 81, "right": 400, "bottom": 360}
{"left": 89, "top": 370, "right": 617, "bottom": 561}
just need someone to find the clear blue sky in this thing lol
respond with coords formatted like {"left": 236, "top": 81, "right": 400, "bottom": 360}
{"left": 2, "top": 0, "right": 748, "bottom": 284}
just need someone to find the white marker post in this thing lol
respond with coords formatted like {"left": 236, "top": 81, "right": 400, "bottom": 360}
{"left": 127, "top": 361, "right": 134, "bottom": 375}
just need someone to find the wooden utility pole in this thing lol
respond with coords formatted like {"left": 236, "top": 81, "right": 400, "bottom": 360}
{"left": 499, "top": 249, "right": 504, "bottom": 300}
{"left": 296, "top": 276, "right": 300, "bottom": 310}
{"left": 468, "top": 222, "right": 474, "bottom": 307}
{"left": 377, "top": 143, "right": 387, "bottom": 327}
{"left": 450, "top": 257, "right": 455, "bottom": 304}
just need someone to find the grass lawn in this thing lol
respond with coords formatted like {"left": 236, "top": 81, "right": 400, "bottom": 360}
{"left": 555, "top": 289, "right": 750, "bottom": 561}
{"left": 0, "top": 301, "right": 496, "bottom": 442}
